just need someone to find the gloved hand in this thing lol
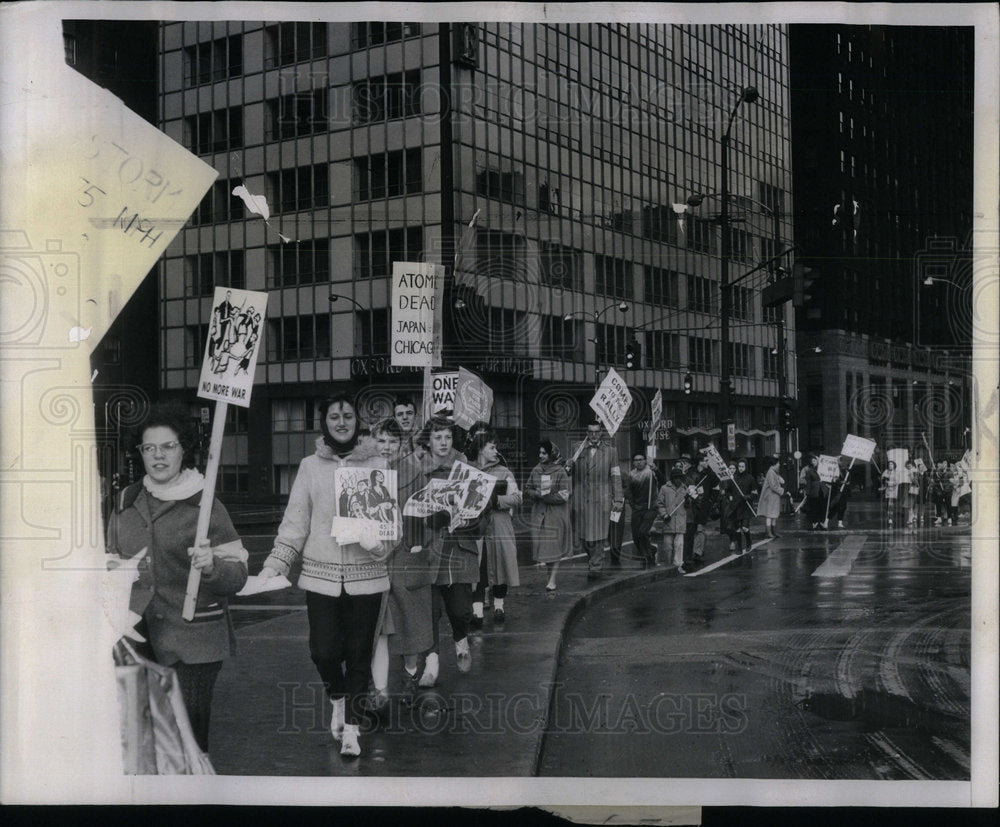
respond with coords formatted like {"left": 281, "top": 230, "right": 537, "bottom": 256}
{"left": 426, "top": 510, "right": 451, "bottom": 531}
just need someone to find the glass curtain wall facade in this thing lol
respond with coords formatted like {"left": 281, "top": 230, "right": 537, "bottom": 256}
{"left": 157, "top": 22, "right": 794, "bottom": 505}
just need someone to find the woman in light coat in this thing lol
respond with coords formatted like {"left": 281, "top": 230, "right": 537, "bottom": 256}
{"left": 656, "top": 465, "right": 688, "bottom": 570}
{"left": 757, "top": 456, "right": 785, "bottom": 539}
{"left": 258, "top": 392, "right": 390, "bottom": 758}
{"left": 524, "top": 440, "right": 572, "bottom": 591}
{"left": 467, "top": 426, "right": 521, "bottom": 624}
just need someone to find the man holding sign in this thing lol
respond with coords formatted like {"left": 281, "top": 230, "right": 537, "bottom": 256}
{"left": 566, "top": 421, "right": 624, "bottom": 580}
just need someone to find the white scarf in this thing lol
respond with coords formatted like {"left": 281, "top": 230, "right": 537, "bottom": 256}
{"left": 142, "top": 467, "right": 205, "bottom": 501}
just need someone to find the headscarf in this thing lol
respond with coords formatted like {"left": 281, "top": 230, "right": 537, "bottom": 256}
{"left": 319, "top": 393, "right": 359, "bottom": 457}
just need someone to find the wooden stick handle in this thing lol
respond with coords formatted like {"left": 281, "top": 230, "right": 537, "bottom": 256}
{"left": 183, "top": 399, "right": 228, "bottom": 622}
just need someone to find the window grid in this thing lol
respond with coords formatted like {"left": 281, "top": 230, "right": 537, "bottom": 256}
{"left": 355, "top": 227, "right": 424, "bottom": 279}
{"left": 595, "top": 254, "right": 634, "bottom": 300}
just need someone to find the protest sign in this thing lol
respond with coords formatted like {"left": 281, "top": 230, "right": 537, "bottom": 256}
{"left": 704, "top": 444, "right": 732, "bottom": 481}
{"left": 197, "top": 288, "right": 268, "bottom": 407}
{"left": 589, "top": 367, "right": 632, "bottom": 436}
{"left": 330, "top": 466, "right": 399, "bottom": 543}
{"left": 448, "top": 460, "right": 499, "bottom": 524}
{"left": 403, "top": 478, "right": 463, "bottom": 519}
{"left": 391, "top": 261, "right": 444, "bottom": 367}
{"left": 426, "top": 371, "right": 459, "bottom": 414}
{"left": 454, "top": 367, "right": 494, "bottom": 429}
{"left": 841, "top": 433, "right": 878, "bottom": 462}
{"left": 817, "top": 455, "right": 841, "bottom": 483}
{"left": 914, "top": 458, "right": 928, "bottom": 473}
{"left": 651, "top": 389, "right": 663, "bottom": 433}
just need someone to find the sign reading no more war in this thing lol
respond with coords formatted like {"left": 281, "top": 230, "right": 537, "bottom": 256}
{"left": 391, "top": 261, "right": 444, "bottom": 367}
{"left": 589, "top": 367, "right": 632, "bottom": 437}
{"left": 197, "top": 287, "right": 268, "bottom": 407}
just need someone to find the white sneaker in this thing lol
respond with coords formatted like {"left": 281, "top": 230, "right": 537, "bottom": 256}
{"left": 329, "top": 697, "right": 345, "bottom": 742}
{"left": 455, "top": 637, "right": 472, "bottom": 673}
{"left": 418, "top": 652, "right": 439, "bottom": 687}
{"left": 947, "top": 518, "right": 952, "bottom": 526}
{"left": 340, "top": 723, "right": 361, "bottom": 758}
{"left": 837, "top": 521, "right": 845, "bottom": 528}
{"left": 934, "top": 517, "right": 942, "bottom": 525}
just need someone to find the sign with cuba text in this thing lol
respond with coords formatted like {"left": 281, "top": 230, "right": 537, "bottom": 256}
{"left": 589, "top": 368, "right": 632, "bottom": 436}
{"left": 840, "top": 433, "right": 878, "bottom": 463}
{"left": 197, "top": 287, "right": 268, "bottom": 407}
{"left": 817, "top": 454, "right": 841, "bottom": 484}
{"left": 453, "top": 367, "right": 494, "bottom": 429}
{"left": 391, "top": 261, "right": 445, "bottom": 367}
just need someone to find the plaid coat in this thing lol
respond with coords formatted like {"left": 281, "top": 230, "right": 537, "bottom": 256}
{"left": 568, "top": 440, "right": 624, "bottom": 542}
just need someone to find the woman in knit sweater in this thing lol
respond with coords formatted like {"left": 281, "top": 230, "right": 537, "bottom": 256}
{"left": 258, "top": 392, "right": 391, "bottom": 759}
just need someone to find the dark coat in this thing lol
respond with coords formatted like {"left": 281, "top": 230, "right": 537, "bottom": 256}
{"left": 109, "top": 483, "right": 248, "bottom": 666}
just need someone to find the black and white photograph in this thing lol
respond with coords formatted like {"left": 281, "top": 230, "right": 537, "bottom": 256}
{"left": 0, "top": 0, "right": 997, "bottom": 815}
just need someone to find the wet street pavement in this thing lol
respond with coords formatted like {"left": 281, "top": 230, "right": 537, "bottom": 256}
{"left": 536, "top": 526, "right": 971, "bottom": 780}
{"left": 209, "top": 499, "right": 973, "bottom": 778}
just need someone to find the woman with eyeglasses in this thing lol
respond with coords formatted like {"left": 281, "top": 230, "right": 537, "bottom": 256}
{"left": 107, "top": 401, "right": 249, "bottom": 758}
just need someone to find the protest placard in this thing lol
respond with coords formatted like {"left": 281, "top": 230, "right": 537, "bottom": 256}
{"left": 817, "top": 454, "right": 841, "bottom": 483}
{"left": 840, "top": 433, "right": 878, "bottom": 462}
{"left": 330, "top": 466, "right": 399, "bottom": 543}
{"left": 391, "top": 261, "right": 444, "bottom": 367}
{"left": 448, "top": 460, "right": 499, "bottom": 524}
{"left": 651, "top": 389, "right": 663, "bottom": 432}
{"left": 454, "top": 367, "right": 494, "bottom": 429}
{"left": 426, "top": 371, "right": 458, "bottom": 414}
{"left": 704, "top": 444, "right": 732, "bottom": 480}
{"left": 589, "top": 367, "right": 632, "bottom": 436}
{"left": 196, "top": 287, "right": 268, "bottom": 407}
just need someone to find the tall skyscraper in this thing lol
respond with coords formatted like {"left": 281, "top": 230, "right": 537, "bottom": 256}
{"left": 788, "top": 25, "right": 974, "bottom": 467}
{"left": 157, "top": 22, "right": 794, "bottom": 506}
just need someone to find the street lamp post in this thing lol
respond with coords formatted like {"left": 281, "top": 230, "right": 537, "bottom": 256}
{"left": 564, "top": 300, "right": 630, "bottom": 388}
{"left": 704, "top": 86, "right": 759, "bottom": 447}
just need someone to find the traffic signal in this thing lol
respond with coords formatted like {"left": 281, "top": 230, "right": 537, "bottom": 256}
{"left": 683, "top": 373, "right": 693, "bottom": 394}
{"left": 792, "top": 261, "right": 818, "bottom": 307}
{"left": 780, "top": 397, "right": 796, "bottom": 431}
{"left": 625, "top": 338, "right": 641, "bottom": 369}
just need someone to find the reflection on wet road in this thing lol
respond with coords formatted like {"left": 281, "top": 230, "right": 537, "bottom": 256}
{"left": 537, "top": 530, "right": 971, "bottom": 779}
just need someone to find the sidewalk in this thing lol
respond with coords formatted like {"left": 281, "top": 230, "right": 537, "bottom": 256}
{"left": 210, "top": 507, "right": 970, "bottom": 776}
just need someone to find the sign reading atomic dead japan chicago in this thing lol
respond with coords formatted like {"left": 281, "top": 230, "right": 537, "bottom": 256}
{"left": 392, "top": 262, "right": 445, "bottom": 367}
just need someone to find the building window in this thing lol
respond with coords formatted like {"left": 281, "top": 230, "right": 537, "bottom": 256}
{"left": 352, "top": 22, "right": 421, "bottom": 48}
{"left": 758, "top": 183, "right": 785, "bottom": 217}
{"left": 271, "top": 399, "right": 319, "bottom": 433}
{"left": 191, "top": 179, "right": 243, "bottom": 226}
{"left": 687, "top": 274, "right": 718, "bottom": 314}
{"left": 487, "top": 308, "right": 529, "bottom": 356}
{"left": 268, "top": 239, "right": 330, "bottom": 287}
{"left": 734, "top": 406, "right": 754, "bottom": 431}
{"left": 541, "top": 315, "right": 583, "bottom": 360}
{"left": 596, "top": 323, "right": 633, "bottom": 367}
{"left": 357, "top": 308, "right": 390, "bottom": 356}
{"left": 266, "top": 23, "right": 327, "bottom": 67}
{"left": 266, "top": 314, "right": 331, "bottom": 361}
{"left": 476, "top": 168, "right": 524, "bottom": 205}
{"left": 185, "top": 107, "right": 244, "bottom": 154}
{"left": 731, "top": 285, "right": 754, "bottom": 321}
{"left": 644, "top": 266, "right": 679, "bottom": 306}
{"left": 218, "top": 465, "right": 249, "bottom": 493}
{"left": 728, "top": 342, "right": 753, "bottom": 377}
{"left": 184, "top": 324, "right": 209, "bottom": 367}
{"left": 353, "top": 69, "right": 422, "bottom": 123}
{"left": 185, "top": 250, "right": 246, "bottom": 295}
{"left": 64, "top": 33, "right": 77, "bottom": 66}
{"left": 688, "top": 403, "right": 717, "bottom": 429}
{"left": 268, "top": 91, "right": 328, "bottom": 139}
{"left": 642, "top": 204, "right": 680, "bottom": 245}
{"left": 688, "top": 336, "right": 714, "bottom": 373}
{"left": 493, "top": 391, "right": 522, "bottom": 428}
{"left": 268, "top": 165, "right": 329, "bottom": 213}
{"left": 594, "top": 255, "right": 633, "bottom": 300}
{"left": 763, "top": 303, "right": 783, "bottom": 324}
{"left": 354, "top": 226, "right": 424, "bottom": 279}
{"left": 540, "top": 242, "right": 583, "bottom": 291}
{"left": 225, "top": 406, "right": 248, "bottom": 433}
{"left": 476, "top": 231, "right": 526, "bottom": 279}
{"left": 355, "top": 149, "right": 423, "bottom": 200}
{"left": 763, "top": 347, "right": 781, "bottom": 380}
{"left": 687, "top": 217, "right": 717, "bottom": 254}
{"left": 184, "top": 35, "right": 243, "bottom": 85}
{"left": 645, "top": 331, "right": 680, "bottom": 369}
{"left": 538, "top": 183, "right": 561, "bottom": 214}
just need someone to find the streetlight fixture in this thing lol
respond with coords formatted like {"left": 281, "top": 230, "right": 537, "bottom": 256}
{"left": 563, "top": 301, "right": 630, "bottom": 386}
{"left": 694, "top": 85, "right": 760, "bottom": 442}
{"left": 329, "top": 293, "right": 365, "bottom": 313}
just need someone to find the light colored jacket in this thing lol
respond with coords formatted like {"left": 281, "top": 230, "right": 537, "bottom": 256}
{"left": 656, "top": 480, "right": 688, "bottom": 534}
{"left": 264, "top": 436, "right": 391, "bottom": 597}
